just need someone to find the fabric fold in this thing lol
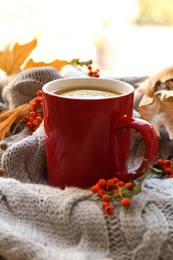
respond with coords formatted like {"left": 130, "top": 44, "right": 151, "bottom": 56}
{"left": 0, "top": 178, "right": 111, "bottom": 260}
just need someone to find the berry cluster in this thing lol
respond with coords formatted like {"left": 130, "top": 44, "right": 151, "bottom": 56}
{"left": 157, "top": 159, "right": 173, "bottom": 178}
{"left": 91, "top": 159, "right": 173, "bottom": 215}
{"left": 91, "top": 177, "right": 135, "bottom": 215}
{"left": 70, "top": 58, "right": 100, "bottom": 77}
{"left": 25, "top": 90, "right": 43, "bottom": 132}
{"left": 87, "top": 65, "right": 100, "bottom": 77}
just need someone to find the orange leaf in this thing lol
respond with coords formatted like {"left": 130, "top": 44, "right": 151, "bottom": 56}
{"left": 24, "top": 58, "right": 70, "bottom": 71}
{"left": 0, "top": 103, "right": 31, "bottom": 139}
{"left": 0, "top": 111, "right": 19, "bottom": 139}
{"left": 0, "top": 41, "right": 13, "bottom": 74}
{"left": 0, "top": 39, "right": 37, "bottom": 75}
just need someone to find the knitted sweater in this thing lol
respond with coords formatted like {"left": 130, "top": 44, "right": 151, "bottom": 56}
{"left": 0, "top": 66, "right": 172, "bottom": 260}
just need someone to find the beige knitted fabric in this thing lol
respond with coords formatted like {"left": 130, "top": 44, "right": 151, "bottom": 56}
{"left": 0, "top": 66, "right": 172, "bottom": 260}
{"left": 0, "top": 66, "right": 61, "bottom": 109}
{"left": 0, "top": 123, "right": 47, "bottom": 184}
{"left": 1, "top": 177, "right": 173, "bottom": 260}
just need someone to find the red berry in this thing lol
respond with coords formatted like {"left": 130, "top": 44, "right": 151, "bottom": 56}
{"left": 106, "top": 179, "right": 115, "bottom": 186}
{"left": 114, "top": 189, "right": 120, "bottom": 194}
{"left": 37, "top": 90, "right": 43, "bottom": 96}
{"left": 102, "top": 194, "right": 110, "bottom": 202}
{"left": 104, "top": 204, "right": 114, "bottom": 215}
{"left": 25, "top": 115, "right": 30, "bottom": 122}
{"left": 111, "top": 177, "right": 119, "bottom": 183}
{"left": 30, "top": 111, "right": 36, "bottom": 118}
{"left": 157, "top": 159, "right": 164, "bottom": 166}
{"left": 29, "top": 116, "right": 34, "bottom": 122}
{"left": 26, "top": 122, "right": 32, "bottom": 128}
{"left": 102, "top": 201, "right": 109, "bottom": 210}
{"left": 32, "top": 119, "right": 39, "bottom": 126}
{"left": 164, "top": 160, "right": 172, "bottom": 168}
{"left": 38, "top": 97, "right": 43, "bottom": 102}
{"left": 121, "top": 198, "right": 131, "bottom": 207}
{"left": 98, "top": 178, "right": 106, "bottom": 188}
{"left": 31, "top": 101, "right": 38, "bottom": 109}
{"left": 117, "top": 181, "right": 125, "bottom": 187}
{"left": 34, "top": 97, "right": 41, "bottom": 103}
{"left": 30, "top": 106, "right": 36, "bottom": 112}
{"left": 94, "top": 73, "right": 99, "bottom": 78}
{"left": 91, "top": 185, "right": 99, "bottom": 193}
{"left": 88, "top": 71, "right": 93, "bottom": 76}
{"left": 125, "top": 182, "right": 134, "bottom": 190}
{"left": 97, "top": 189, "right": 105, "bottom": 197}
{"left": 164, "top": 167, "right": 173, "bottom": 175}
{"left": 105, "top": 185, "right": 114, "bottom": 191}
{"left": 26, "top": 91, "right": 44, "bottom": 132}
{"left": 36, "top": 116, "right": 42, "bottom": 123}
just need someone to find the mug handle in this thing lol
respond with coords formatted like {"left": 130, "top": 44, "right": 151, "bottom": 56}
{"left": 114, "top": 115, "right": 158, "bottom": 181}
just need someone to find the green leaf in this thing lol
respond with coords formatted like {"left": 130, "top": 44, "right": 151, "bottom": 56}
{"left": 150, "top": 167, "right": 163, "bottom": 174}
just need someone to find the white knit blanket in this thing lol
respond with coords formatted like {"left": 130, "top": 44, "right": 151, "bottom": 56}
{"left": 0, "top": 66, "right": 172, "bottom": 260}
{"left": 1, "top": 177, "right": 173, "bottom": 260}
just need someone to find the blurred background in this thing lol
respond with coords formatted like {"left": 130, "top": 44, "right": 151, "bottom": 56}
{"left": 0, "top": 0, "right": 173, "bottom": 77}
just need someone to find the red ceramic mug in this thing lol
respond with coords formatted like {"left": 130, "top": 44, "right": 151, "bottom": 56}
{"left": 42, "top": 77, "right": 158, "bottom": 189}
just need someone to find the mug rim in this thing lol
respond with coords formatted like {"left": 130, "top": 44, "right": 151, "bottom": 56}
{"left": 42, "top": 77, "right": 134, "bottom": 100}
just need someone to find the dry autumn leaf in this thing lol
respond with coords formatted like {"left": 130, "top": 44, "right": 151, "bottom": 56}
{"left": 136, "top": 65, "right": 173, "bottom": 140}
{"left": 24, "top": 58, "right": 70, "bottom": 71}
{"left": 138, "top": 90, "right": 173, "bottom": 139}
{"left": 137, "top": 65, "right": 173, "bottom": 97}
{"left": 0, "top": 102, "right": 31, "bottom": 140}
{"left": 156, "top": 89, "right": 173, "bottom": 100}
{"left": 0, "top": 39, "right": 37, "bottom": 75}
{"left": 0, "top": 38, "right": 71, "bottom": 75}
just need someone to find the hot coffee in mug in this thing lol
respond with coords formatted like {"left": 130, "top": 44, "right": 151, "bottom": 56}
{"left": 55, "top": 88, "right": 120, "bottom": 99}
{"left": 42, "top": 77, "right": 158, "bottom": 189}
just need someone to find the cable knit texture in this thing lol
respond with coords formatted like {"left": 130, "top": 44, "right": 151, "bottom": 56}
{"left": 1, "top": 66, "right": 61, "bottom": 109}
{"left": 0, "top": 66, "right": 171, "bottom": 260}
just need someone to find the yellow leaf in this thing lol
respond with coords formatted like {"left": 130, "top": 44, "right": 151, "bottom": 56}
{"left": 24, "top": 58, "right": 70, "bottom": 71}
{"left": 0, "top": 39, "right": 37, "bottom": 75}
